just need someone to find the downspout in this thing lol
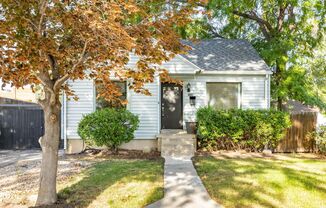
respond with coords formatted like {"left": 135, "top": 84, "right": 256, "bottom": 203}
{"left": 268, "top": 74, "right": 271, "bottom": 108}
{"left": 157, "top": 75, "right": 161, "bottom": 133}
{"left": 63, "top": 92, "right": 67, "bottom": 150}
{"left": 265, "top": 74, "right": 268, "bottom": 109}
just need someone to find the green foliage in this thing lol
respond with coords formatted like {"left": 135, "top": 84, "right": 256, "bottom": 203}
{"left": 204, "top": 0, "right": 326, "bottom": 109}
{"left": 78, "top": 108, "right": 139, "bottom": 152}
{"left": 176, "top": 18, "right": 213, "bottom": 40}
{"left": 196, "top": 107, "right": 291, "bottom": 151}
{"left": 315, "top": 126, "right": 326, "bottom": 154}
{"left": 305, "top": 39, "right": 326, "bottom": 110}
{"left": 277, "top": 65, "right": 326, "bottom": 110}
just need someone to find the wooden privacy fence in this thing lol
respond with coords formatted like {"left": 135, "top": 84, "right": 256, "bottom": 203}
{"left": 276, "top": 112, "right": 317, "bottom": 153}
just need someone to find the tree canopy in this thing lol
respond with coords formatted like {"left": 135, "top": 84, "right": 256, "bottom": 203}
{"left": 0, "top": 0, "right": 199, "bottom": 205}
{"left": 0, "top": 0, "right": 197, "bottom": 104}
{"left": 187, "top": 0, "right": 326, "bottom": 110}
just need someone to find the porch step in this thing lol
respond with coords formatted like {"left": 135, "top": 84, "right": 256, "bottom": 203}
{"left": 158, "top": 129, "right": 196, "bottom": 157}
{"left": 161, "top": 137, "right": 195, "bottom": 145}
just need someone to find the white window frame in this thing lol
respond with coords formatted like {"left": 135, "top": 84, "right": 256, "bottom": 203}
{"left": 206, "top": 82, "right": 242, "bottom": 109}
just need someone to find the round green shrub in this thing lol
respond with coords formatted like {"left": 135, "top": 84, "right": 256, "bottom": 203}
{"left": 77, "top": 108, "right": 139, "bottom": 152}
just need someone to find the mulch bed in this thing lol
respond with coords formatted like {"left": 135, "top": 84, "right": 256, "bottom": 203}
{"left": 80, "top": 148, "right": 162, "bottom": 160}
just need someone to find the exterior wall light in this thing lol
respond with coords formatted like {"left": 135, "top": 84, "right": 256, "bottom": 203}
{"left": 187, "top": 83, "right": 191, "bottom": 93}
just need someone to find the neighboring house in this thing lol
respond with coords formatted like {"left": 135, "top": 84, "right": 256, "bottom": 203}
{"left": 61, "top": 38, "right": 272, "bottom": 153}
{"left": 283, "top": 100, "right": 326, "bottom": 127}
{"left": 0, "top": 81, "right": 37, "bottom": 103}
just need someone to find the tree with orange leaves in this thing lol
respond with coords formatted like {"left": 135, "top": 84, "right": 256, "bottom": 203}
{"left": 0, "top": 0, "right": 199, "bottom": 205}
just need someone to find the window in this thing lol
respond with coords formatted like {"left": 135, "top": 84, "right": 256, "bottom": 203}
{"left": 206, "top": 83, "right": 240, "bottom": 109}
{"left": 95, "top": 81, "right": 127, "bottom": 109}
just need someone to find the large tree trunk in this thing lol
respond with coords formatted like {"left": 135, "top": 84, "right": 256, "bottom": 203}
{"left": 274, "top": 61, "right": 284, "bottom": 111}
{"left": 277, "top": 96, "right": 283, "bottom": 111}
{"left": 36, "top": 96, "right": 61, "bottom": 206}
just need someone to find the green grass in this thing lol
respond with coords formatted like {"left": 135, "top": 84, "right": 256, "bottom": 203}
{"left": 194, "top": 154, "right": 326, "bottom": 208}
{"left": 57, "top": 159, "right": 164, "bottom": 208}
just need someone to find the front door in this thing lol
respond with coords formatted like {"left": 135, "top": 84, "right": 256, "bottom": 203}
{"left": 161, "top": 83, "right": 183, "bottom": 129}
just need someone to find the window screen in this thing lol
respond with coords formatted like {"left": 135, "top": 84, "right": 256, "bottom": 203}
{"left": 207, "top": 83, "right": 240, "bottom": 109}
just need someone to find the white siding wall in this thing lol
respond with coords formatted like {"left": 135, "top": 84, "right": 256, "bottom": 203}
{"left": 178, "top": 74, "right": 268, "bottom": 124}
{"left": 127, "top": 54, "right": 199, "bottom": 74}
{"left": 64, "top": 54, "right": 270, "bottom": 140}
{"left": 65, "top": 78, "right": 160, "bottom": 140}
{"left": 128, "top": 77, "right": 160, "bottom": 139}
{"left": 66, "top": 79, "right": 94, "bottom": 139}
{"left": 162, "top": 55, "right": 199, "bottom": 74}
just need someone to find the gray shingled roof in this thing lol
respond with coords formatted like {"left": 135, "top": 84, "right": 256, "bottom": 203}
{"left": 181, "top": 38, "right": 270, "bottom": 71}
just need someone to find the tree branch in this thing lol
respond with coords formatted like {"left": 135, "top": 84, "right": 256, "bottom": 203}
{"left": 38, "top": 0, "right": 47, "bottom": 36}
{"left": 176, "top": 0, "right": 275, "bottom": 39}
{"left": 288, "top": 5, "right": 296, "bottom": 31}
{"left": 277, "top": 4, "right": 288, "bottom": 32}
{"left": 257, "top": 22, "right": 272, "bottom": 40}
{"left": 22, "top": 17, "right": 38, "bottom": 31}
{"left": 47, "top": 54, "right": 56, "bottom": 70}
{"left": 71, "top": 40, "right": 89, "bottom": 72}
{"left": 53, "top": 40, "right": 89, "bottom": 91}
{"left": 232, "top": 10, "right": 273, "bottom": 33}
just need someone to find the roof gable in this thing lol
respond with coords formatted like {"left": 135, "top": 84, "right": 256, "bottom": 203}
{"left": 180, "top": 38, "right": 270, "bottom": 72}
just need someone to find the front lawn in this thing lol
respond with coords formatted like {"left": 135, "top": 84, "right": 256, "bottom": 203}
{"left": 57, "top": 159, "right": 164, "bottom": 208}
{"left": 194, "top": 153, "right": 326, "bottom": 208}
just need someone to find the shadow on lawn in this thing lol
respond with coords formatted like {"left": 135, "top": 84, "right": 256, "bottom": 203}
{"left": 35, "top": 159, "right": 164, "bottom": 208}
{"left": 193, "top": 155, "right": 326, "bottom": 208}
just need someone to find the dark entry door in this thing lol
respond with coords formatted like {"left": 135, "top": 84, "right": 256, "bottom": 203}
{"left": 161, "top": 83, "right": 183, "bottom": 129}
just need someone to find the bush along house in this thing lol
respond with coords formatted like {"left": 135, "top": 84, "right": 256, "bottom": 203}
{"left": 61, "top": 38, "right": 272, "bottom": 154}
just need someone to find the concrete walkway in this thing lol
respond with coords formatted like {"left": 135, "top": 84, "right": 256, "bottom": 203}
{"left": 147, "top": 156, "right": 221, "bottom": 208}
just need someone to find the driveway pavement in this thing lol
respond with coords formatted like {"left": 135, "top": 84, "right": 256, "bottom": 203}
{"left": 0, "top": 149, "right": 64, "bottom": 168}
{"left": 0, "top": 149, "right": 89, "bottom": 207}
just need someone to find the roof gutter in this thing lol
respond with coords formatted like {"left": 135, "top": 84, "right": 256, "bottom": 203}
{"left": 194, "top": 69, "right": 273, "bottom": 75}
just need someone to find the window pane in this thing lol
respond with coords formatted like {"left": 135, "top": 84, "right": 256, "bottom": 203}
{"left": 96, "top": 81, "right": 127, "bottom": 109}
{"left": 207, "top": 83, "right": 239, "bottom": 109}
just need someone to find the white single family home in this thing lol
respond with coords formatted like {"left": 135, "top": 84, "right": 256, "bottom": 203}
{"left": 61, "top": 38, "right": 272, "bottom": 153}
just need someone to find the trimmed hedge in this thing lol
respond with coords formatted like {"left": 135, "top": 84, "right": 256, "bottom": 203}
{"left": 78, "top": 108, "right": 139, "bottom": 152}
{"left": 196, "top": 107, "right": 291, "bottom": 151}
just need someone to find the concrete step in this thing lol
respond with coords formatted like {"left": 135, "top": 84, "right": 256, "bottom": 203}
{"left": 161, "top": 143, "right": 195, "bottom": 150}
{"left": 157, "top": 134, "right": 195, "bottom": 140}
{"left": 161, "top": 148, "right": 195, "bottom": 157}
{"left": 161, "top": 144, "right": 195, "bottom": 157}
{"left": 158, "top": 129, "right": 196, "bottom": 157}
{"left": 160, "top": 129, "right": 187, "bottom": 134}
{"left": 161, "top": 138, "right": 196, "bottom": 146}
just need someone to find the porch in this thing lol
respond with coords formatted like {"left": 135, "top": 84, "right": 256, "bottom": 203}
{"left": 157, "top": 129, "right": 196, "bottom": 157}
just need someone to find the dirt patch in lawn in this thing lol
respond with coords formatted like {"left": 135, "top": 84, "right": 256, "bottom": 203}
{"left": 0, "top": 150, "right": 162, "bottom": 208}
